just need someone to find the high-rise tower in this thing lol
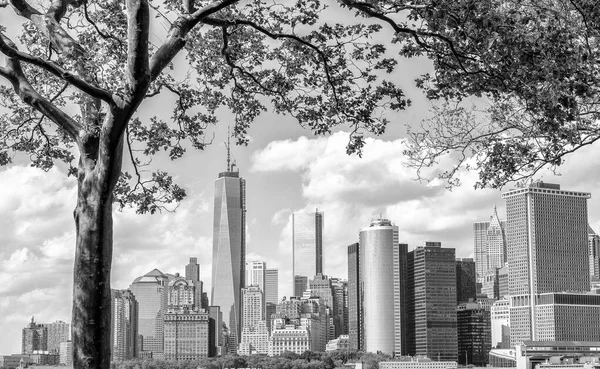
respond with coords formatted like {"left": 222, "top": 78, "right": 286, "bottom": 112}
{"left": 292, "top": 211, "right": 323, "bottom": 296}
{"left": 129, "top": 269, "right": 171, "bottom": 356}
{"left": 358, "top": 218, "right": 406, "bottom": 355}
{"left": 246, "top": 261, "right": 266, "bottom": 291}
{"left": 211, "top": 143, "right": 246, "bottom": 354}
{"left": 502, "top": 181, "right": 591, "bottom": 344}
{"left": 473, "top": 206, "right": 507, "bottom": 281}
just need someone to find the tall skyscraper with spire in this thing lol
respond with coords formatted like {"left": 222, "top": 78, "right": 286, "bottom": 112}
{"left": 292, "top": 210, "right": 323, "bottom": 296}
{"left": 473, "top": 205, "right": 507, "bottom": 281}
{"left": 211, "top": 138, "right": 246, "bottom": 354}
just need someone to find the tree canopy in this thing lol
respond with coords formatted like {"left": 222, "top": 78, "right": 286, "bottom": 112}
{"left": 1, "top": 0, "right": 597, "bottom": 368}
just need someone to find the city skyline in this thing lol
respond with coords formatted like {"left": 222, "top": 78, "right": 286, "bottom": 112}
{"left": 3, "top": 130, "right": 600, "bottom": 354}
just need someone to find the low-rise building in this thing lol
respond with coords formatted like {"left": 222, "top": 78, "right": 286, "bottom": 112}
{"left": 380, "top": 358, "right": 457, "bottom": 369}
{"left": 326, "top": 335, "right": 349, "bottom": 352}
{"left": 268, "top": 324, "right": 310, "bottom": 356}
{"left": 59, "top": 341, "right": 72, "bottom": 366}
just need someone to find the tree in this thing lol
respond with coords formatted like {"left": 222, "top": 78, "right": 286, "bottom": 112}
{"left": 0, "top": 0, "right": 408, "bottom": 368}
{"left": 383, "top": 0, "right": 600, "bottom": 188}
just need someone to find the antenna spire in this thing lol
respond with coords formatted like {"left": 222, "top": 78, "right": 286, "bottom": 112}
{"left": 226, "top": 126, "right": 231, "bottom": 172}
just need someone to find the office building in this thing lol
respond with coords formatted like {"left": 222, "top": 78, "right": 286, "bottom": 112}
{"left": 129, "top": 268, "right": 171, "bottom": 356}
{"left": 456, "top": 258, "right": 476, "bottom": 303}
{"left": 22, "top": 317, "right": 47, "bottom": 354}
{"left": 502, "top": 182, "right": 591, "bottom": 345}
{"left": 185, "top": 257, "right": 205, "bottom": 310}
{"left": 331, "top": 277, "right": 348, "bottom": 338}
{"left": 474, "top": 206, "right": 507, "bottom": 281}
{"left": 325, "top": 335, "right": 349, "bottom": 351}
{"left": 407, "top": 242, "right": 457, "bottom": 360}
{"left": 241, "top": 286, "right": 264, "bottom": 328}
{"left": 265, "top": 268, "right": 278, "bottom": 331}
{"left": 347, "top": 242, "right": 361, "bottom": 350}
{"left": 208, "top": 306, "right": 222, "bottom": 357}
{"left": 246, "top": 260, "right": 266, "bottom": 291}
{"left": 164, "top": 276, "right": 209, "bottom": 360}
{"left": 111, "top": 289, "right": 138, "bottom": 361}
{"left": 590, "top": 226, "right": 600, "bottom": 283}
{"left": 457, "top": 302, "right": 491, "bottom": 365}
{"left": 268, "top": 321, "right": 311, "bottom": 356}
{"left": 359, "top": 218, "right": 406, "bottom": 355}
{"left": 380, "top": 359, "right": 458, "bottom": 369}
{"left": 292, "top": 210, "right": 323, "bottom": 295}
{"left": 211, "top": 153, "right": 246, "bottom": 354}
{"left": 38, "top": 321, "right": 69, "bottom": 355}
{"left": 59, "top": 341, "right": 72, "bottom": 366}
{"left": 490, "top": 298, "right": 510, "bottom": 349}
{"left": 481, "top": 265, "right": 509, "bottom": 300}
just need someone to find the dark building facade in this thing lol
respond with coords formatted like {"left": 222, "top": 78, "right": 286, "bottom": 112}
{"left": 347, "top": 242, "right": 361, "bottom": 351}
{"left": 22, "top": 317, "right": 47, "bottom": 354}
{"left": 407, "top": 242, "right": 457, "bottom": 361}
{"left": 457, "top": 303, "right": 491, "bottom": 365}
{"left": 456, "top": 258, "right": 477, "bottom": 303}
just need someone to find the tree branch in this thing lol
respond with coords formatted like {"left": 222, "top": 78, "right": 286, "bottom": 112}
{"left": 149, "top": 0, "right": 240, "bottom": 81}
{"left": 0, "top": 33, "right": 114, "bottom": 103}
{"left": 0, "top": 53, "right": 81, "bottom": 140}
{"left": 126, "top": 0, "right": 151, "bottom": 95}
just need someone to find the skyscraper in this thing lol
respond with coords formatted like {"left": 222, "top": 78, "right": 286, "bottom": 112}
{"left": 292, "top": 210, "right": 323, "bottom": 295}
{"left": 240, "top": 286, "right": 269, "bottom": 355}
{"left": 502, "top": 182, "right": 591, "bottom": 344}
{"left": 358, "top": 218, "right": 406, "bottom": 355}
{"left": 589, "top": 226, "right": 600, "bottom": 284}
{"left": 22, "top": 317, "right": 47, "bottom": 354}
{"left": 456, "top": 258, "right": 477, "bottom": 304}
{"left": 264, "top": 269, "right": 278, "bottom": 331}
{"left": 473, "top": 206, "right": 507, "bottom": 281}
{"left": 185, "top": 257, "right": 204, "bottom": 310}
{"left": 407, "top": 242, "right": 457, "bottom": 361}
{"left": 43, "top": 321, "right": 70, "bottom": 355}
{"left": 331, "top": 277, "right": 348, "bottom": 338}
{"left": 347, "top": 242, "right": 361, "bottom": 351}
{"left": 457, "top": 303, "right": 491, "bottom": 366}
{"left": 211, "top": 155, "right": 246, "bottom": 354}
{"left": 129, "top": 268, "right": 171, "bottom": 356}
{"left": 110, "top": 289, "right": 138, "bottom": 361}
{"left": 246, "top": 261, "right": 266, "bottom": 291}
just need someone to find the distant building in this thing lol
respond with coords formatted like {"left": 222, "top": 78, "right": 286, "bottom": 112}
{"left": 268, "top": 321, "right": 311, "bottom": 356}
{"left": 240, "top": 286, "right": 269, "bottom": 355}
{"left": 590, "top": 226, "right": 600, "bottom": 285}
{"left": 457, "top": 302, "right": 491, "bottom": 365}
{"left": 185, "top": 257, "right": 205, "bottom": 310}
{"left": 22, "top": 317, "right": 47, "bottom": 354}
{"left": 208, "top": 306, "right": 222, "bottom": 357}
{"left": 325, "top": 335, "right": 349, "bottom": 351}
{"left": 347, "top": 242, "right": 361, "bottom": 351}
{"left": 473, "top": 206, "right": 507, "bottom": 281}
{"left": 0, "top": 355, "right": 34, "bottom": 369}
{"left": 456, "top": 258, "right": 477, "bottom": 303}
{"left": 211, "top": 158, "right": 246, "bottom": 354}
{"left": 129, "top": 268, "right": 171, "bottom": 356}
{"left": 331, "top": 277, "right": 348, "bottom": 338}
{"left": 264, "top": 269, "right": 279, "bottom": 331}
{"left": 503, "top": 182, "right": 591, "bottom": 345}
{"left": 111, "top": 289, "right": 138, "bottom": 361}
{"left": 359, "top": 218, "right": 407, "bottom": 356}
{"left": 59, "top": 341, "right": 73, "bottom": 366}
{"left": 163, "top": 276, "right": 209, "bottom": 360}
{"left": 481, "top": 265, "right": 509, "bottom": 300}
{"left": 292, "top": 210, "right": 323, "bottom": 296}
{"left": 407, "top": 242, "right": 457, "bottom": 361}
{"left": 246, "top": 261, "right": 266, "bottom": 292}
{"left": 491, "top": 299, "right": 510, "bottom": 349}
{"left": 380, "top": 359, "right": 458, "bottom": 369}
{"left": 40, "top": 321, "right": 69, "bottom": 355}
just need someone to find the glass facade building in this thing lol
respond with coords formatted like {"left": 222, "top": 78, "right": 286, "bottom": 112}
{"left": 211, "top": 169, "right": 246, "bottom": 354}
{"left": 292, "top": 211, "right": 323, "bottom": 295}
{"left": 129, "top": 268, "right": 171, "bottom": 355}
{"left": 473, "top": 206, "right": 507, "bottom": 281}
{"left": 359, "top": 218, "right": 406, "bottom": 355}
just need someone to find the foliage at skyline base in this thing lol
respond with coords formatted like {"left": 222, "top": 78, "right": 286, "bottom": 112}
{"left": 0, "top": 0, "right": 595, "bottom": 368}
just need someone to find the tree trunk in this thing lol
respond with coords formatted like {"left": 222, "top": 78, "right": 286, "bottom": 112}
{"left": 71, "top": 131, "right": 124, "bottom": 369}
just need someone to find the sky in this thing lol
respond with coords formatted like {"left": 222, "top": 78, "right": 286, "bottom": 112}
{"left": 2, "top": 3, "right": 600, "bottom": 356}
